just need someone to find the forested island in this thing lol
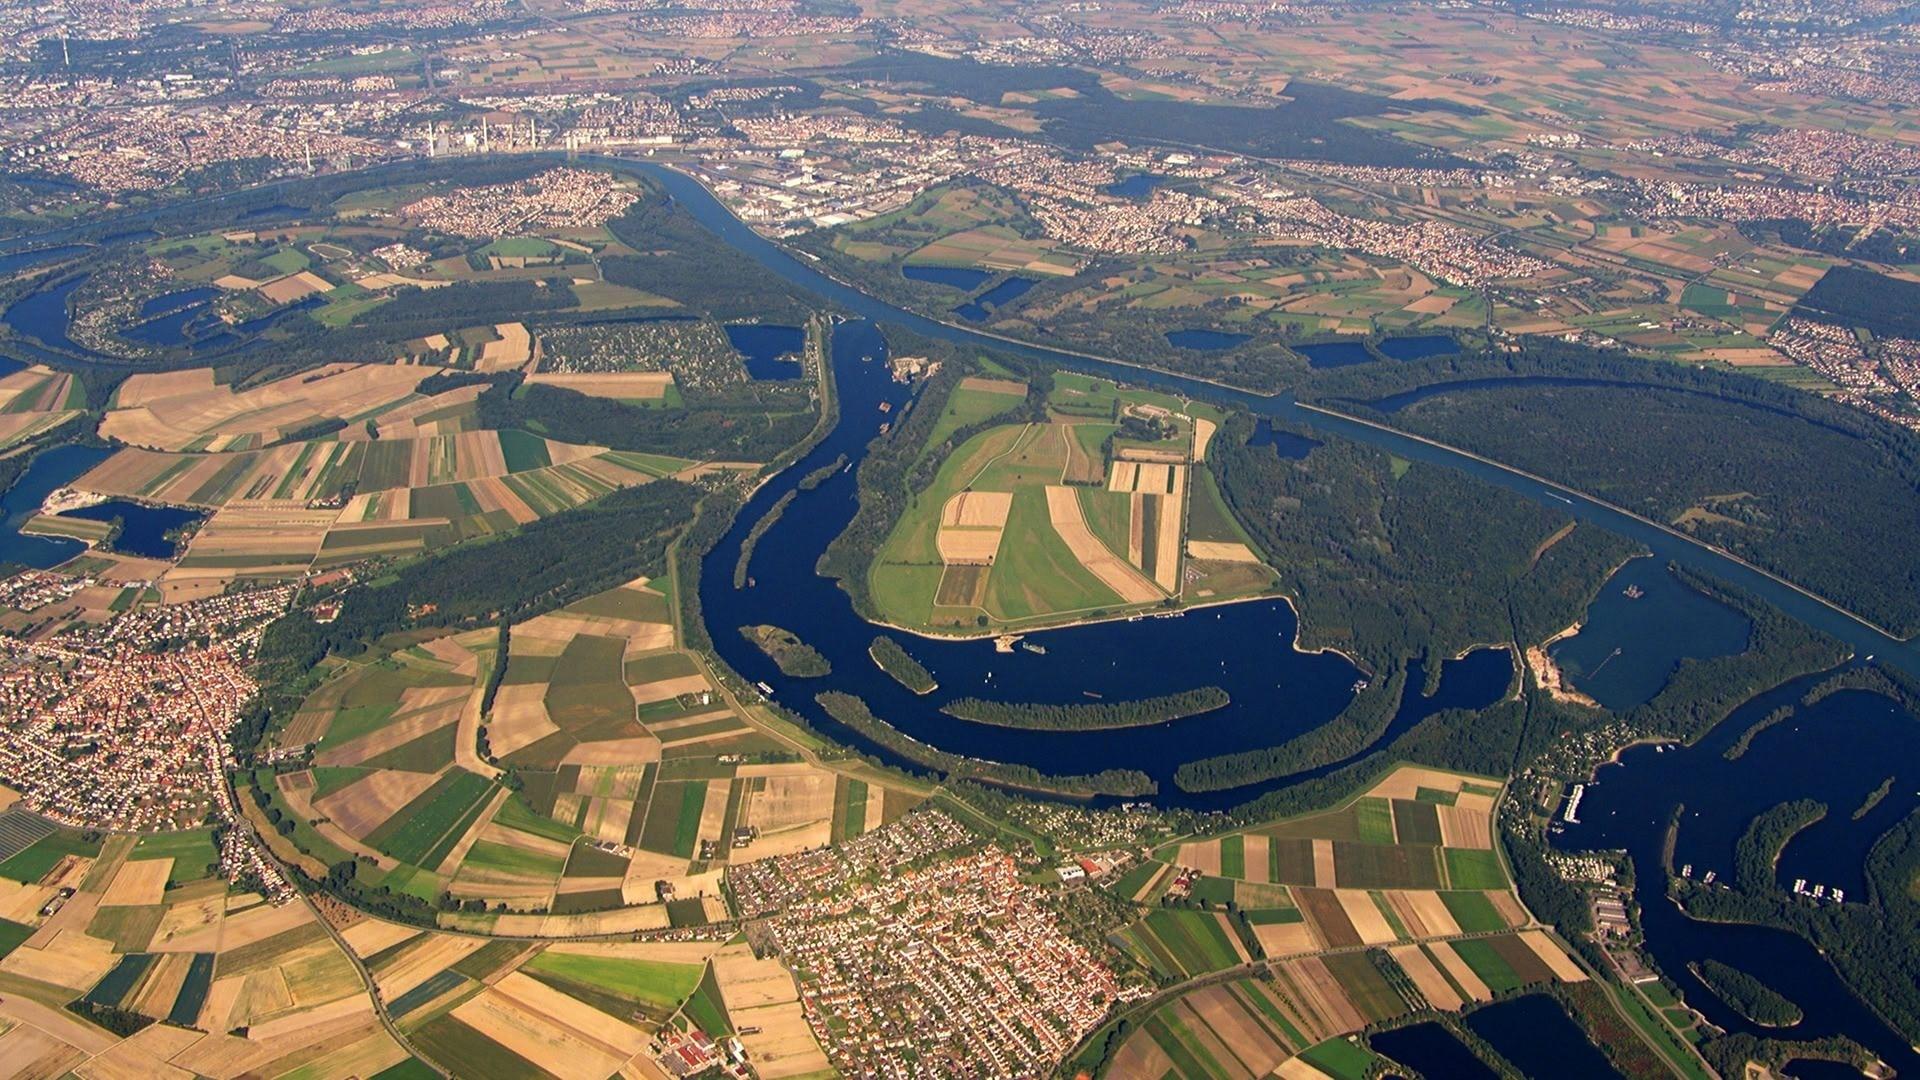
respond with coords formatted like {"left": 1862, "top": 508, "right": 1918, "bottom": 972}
{"left": 869, "top": 637, "right": 938, "bottom": 694}
{"left": 940, "top": 687, "right": 1229, "bottom": 731}
{"left": 740, "top": 625, "right": 832, "bottom": 677}
{"left": 1691, "top": 960, "right": 1804, "bottom": 1027}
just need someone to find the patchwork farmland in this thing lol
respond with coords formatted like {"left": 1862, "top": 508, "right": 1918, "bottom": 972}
{"left": 263, "top": 575, "right": 924, "bottom": 934}
{"left": 1089, "top": 768, "right": 1590, "bottom": 1080}
{"left": 1134, "top": 766, "right": 1528, "bottom": 959}
{"left": 0, "top": 364, "right": 85, "bottom": 450}
{"left": 69, "top": 362, "right": 708, "bottom": 602}
{"left": 870, "top": 372, "right": 1276, "bottom": 632}
{"left": 0, "top": 824, "right": 423, "bottom": 1078}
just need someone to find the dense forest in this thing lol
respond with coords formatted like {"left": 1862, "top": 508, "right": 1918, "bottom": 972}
{"left": 940, "top": 687, "right": 1229, "bottom": 731}
{"left": 1306, "top": 345, "right": 1920, "bottom": 634}
{"left": 734, "top": 490, "right": 797, "bottom": 587}
{"left": 814, "top": 691, "right": 1156, "bottom": 797}
{"left": 600, "top": 182, "right": 814, "bottom": 322}
{"left": 740, "top": 625, "right": 831, "bottom": 677}
{"left": 826, "top": 53, "right": 1468, "bottom": 168}
{"left": 1793, "top": 264, "right": 1920, "bottom": 338}
{"left": 476, "top": 375, "right": 816, "bottom": 464}
{"left": 1733, "top": 798, "right": 1827, "bottom": 892}
{"left": 1208, "top": 412, "right": 1592, "bottom": 668}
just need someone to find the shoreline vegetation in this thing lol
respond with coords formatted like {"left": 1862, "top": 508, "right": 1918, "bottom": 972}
{"left": 815, "top": 691, "right": 1156, "bottom": 797}
{"left": 939, "top": 686, "right": 1229, "bottom": 731}
{"left": 739, "top": 624, "right": 831, "bottom": 677}
{"left": 1172, "top": 665, "right": 1407, "bottom": 792}
{"left": 868, "top": 636, "right": 937, "bottom": 694}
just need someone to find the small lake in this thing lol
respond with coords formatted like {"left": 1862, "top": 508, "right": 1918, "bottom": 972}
{"left": 1249, "top": 418, "right": 1321, "bottom": 460}
{"left": 0, "top": 445, "right": 114, "bottom": 568}
{"left": 1375, "top": 334, "right": 1458, "bottom": 361}
{"left": 1464, "top": 994, "right": 1623, "bottom": 1080}
{"left": 1166, "top": 329, "right": 1251, "bottom": 351}
{"left": 59, "top": 500, "right": 205, "bottom": 559}
{"left": 0, "top": 245, "right": 88, "bottom": 276}
{"left": 902, "top": 264, "right": 990, "bottom": 291}
{"left": 953, "top": 276, "right": 1036, "bottom": 322}
{"left": 1295, "top": 340, "right": 1377, "bottom": 369}
{"left": 124, "top": 305, "right": 218, "bottom": 348}
{"left": 1104, "top": 173, "right": 1166, "bottom": 199}
{"left": 139, "top": 286, "right": 220, "bottom": 318}
{"left": 1369, "top": 1022, "right": 1497, "bottom": 1079}
{"left": 724, "top": 323, "right": 806, "bottom": 381}
{"left": 1548, "top": 557, "right": 1751, "bottom": 710}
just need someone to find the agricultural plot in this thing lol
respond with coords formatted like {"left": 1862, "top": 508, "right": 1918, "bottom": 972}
{"left": 871, "top": 374, "right": 1267, "bottom": 631}
{"left": 268, "top": 631, "right": 590, "bottom": 909}
{"left": 78, "top": 363, "right": 699, "bottom": 587}
{"left": 1145, "top": 767, "right": 1524, "bottom": 955}
{"left": 0, "top": 824, "right": 415, "bottom": 1078}
{"left": 100, "top": 363, "right": 432, "bottom": 452}
{"left": 341, "top": 915, "right": 808, "bottom": 1080}
{"left": 0, "top": 364, "right": 83, "bottom": 449}
{"left": 1107, "top": 924, "right": 1583, "bottom": 1080}
{"left": 283, "top": 578, "right": 921, "bottom": 921}
{"left": 1111, "top": 908, "right": 1251, "bottom": 981}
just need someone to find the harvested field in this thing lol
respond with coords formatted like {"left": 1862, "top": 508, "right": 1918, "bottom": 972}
{"left": 102, "top": 363, "right": 429, "bottom": 452}
{"left": 1044, "top": 484, "right": 1161, "bottom": 602}
{"left": 1192, "top": 417, "right": 1217, "bottom": 462}
{"left": 1386, "top": 890, "right": 1459, "bottom": 938}
{"left": 477, "top": 322, "right": 533, "bottom": 372}
{"left": 935, "top": 520, "right": 1005, "bottom": 564}
{"left": 1437, "top": 805, "right": 1493, "bottom": 849}
{"left": 1175, "top": 841, "right": 1222, "bottom": 876}
{"left": 1333, "top": 890, "right": 1396, "bottom": 945}
{"left": 958, "top": 377, "right": 1028, "bottom": 396}
{"left": 492, "top": 969, "right": 648, "bottom": 1056}
{"left": 526, "top": 371, "right": 674, "bottom": 399}
{"left": 1517, "top": 929, "right": 1586, "bottom": 981}
{"left": 1188, "top": 540, "right": 1260, "bottom": 563}
{"left": 941, "top": 490, "right": 1013, "bottom": 528}
{"left": 316, "top": 769, "right": 440, "bottom": 839}
{"left": 258, "top": 270, "right": 331, "bottom": 304}
{"left": 1389, "top": 943, "right": 1464, "bottom": 1012}
{"left": 1277, "top": 956, "right": 1366, "bottom": 1034}
{"left": 1253, "top": 919, "right": 1317, "bottom": 958}
{"left": 340, "top": 918, "right": 419, "bottom": 958}
{"left": 99, "top": 857, "right": 173, "bottom": 908}
{"left": 1312, "top": 839, "right": 1336, "bottom": 889}
{"left": 450, "top": 983, "right": 632, "bottom": 1080}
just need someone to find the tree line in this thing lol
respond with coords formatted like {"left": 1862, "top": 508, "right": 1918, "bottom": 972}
{"left": 814, "top": 691, "right": 1155, "bottom": 797}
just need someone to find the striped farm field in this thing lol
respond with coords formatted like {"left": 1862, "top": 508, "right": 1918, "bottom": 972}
{"left": 1114, "top": 909, "right": 1249, "bottom": 980}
